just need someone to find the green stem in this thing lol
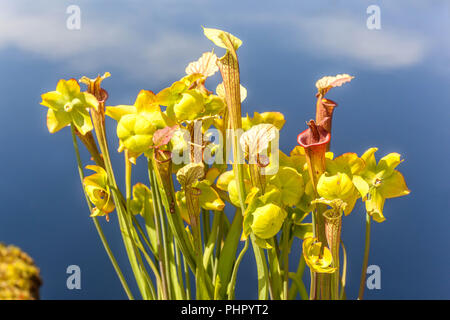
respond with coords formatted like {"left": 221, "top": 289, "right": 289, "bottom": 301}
{"left": 288, "top": 272, "right": 308, "bottom": 300}
{"left": 340, "top": 241, "right": 348, "bottom": 300}
{"left": 70, "top": 126, "right": 134, "bottom": 300}
{"left": 131, "top": 231, "right": 161, "bottom": 299}
{"left": 282, "top": 221, "right": 290, "bottom": 300}
{"left": 133, "top": 217, "right": 161, "bottom": 285}
{"left": 288, "top": 255, "right": 307, "bottom": 300}
{"left": 250, "top": 234, "right": 270, "bottom": 300}
{"left": 149, "top": 158, "right": 196, "bottom": 271}
{"left": 203, "top": 211, "right": 221, "bottom": 270}
{"left": 167, "top": 233, "right": 184, "bottom": 299}
{"left": 175, "top": 244, "right": 186, "bottom": 300}
{"left": 131, "top": 214, "right": 158, "bottom": 259}
{"left": 268, "top": 238, "right": 283, "bottom": 300}
{"left": 132, "top": 239, "right": 157, "bottom": 300}
{"left": 227, "top": 239, "right": 249, "bottom": 300}
{"left": 213, "top": 211, "right": 224, "bottom": 282}
{"left": 202, "top": 209, "right": 211, "bottom": 245}
{"left": 147, "top": 161, "right": 169, "bottom": 300}
{"left": 183, "top": 254, "right": 191, "bottom": 299}
{"left": 91, "top": 110, "right": 150, "bottom": 299}
{"left": 215, "top": 209, "right": 243, "bottom": 299}
{"left": 358, "top": 212, "right": 371, "bottom": 300}
{"left": 153, "top": 170, "right": 173, "bottom": 299}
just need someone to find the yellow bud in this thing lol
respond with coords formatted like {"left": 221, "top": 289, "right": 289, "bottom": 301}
{"left": 173, "top": 91, "right": 204, "bottom": 120}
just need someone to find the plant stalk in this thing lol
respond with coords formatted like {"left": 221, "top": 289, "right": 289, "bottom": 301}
{"left": 358, "top": 212, "right": 372, "bottom": 300}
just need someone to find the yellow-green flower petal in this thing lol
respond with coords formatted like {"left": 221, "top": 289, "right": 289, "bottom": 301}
{"left": 293, "top": 223, "right": 313, "bottom": 240}
{"left": 134, "top": 90, "right": 158, "bottom": 114}
{"left": 352, "top": 175, "right": 370, "bottom": 198}
{"left": 379, "top": 170, "right": 410, "bottom": 199}
{"left": 203, "top": 95, "right": 226, "bottom": 116}
{"left": 365, "top": 188, "right": 386, "bottom": 223}
{"left": 361, "top": 147, "right": 378, "bottom": 172}
{"left": 376, "top": 152, "right": 402, "bottom": 178}
{"left": 173, "top": 90, "right": 204, "bottom": 121}
{"left": 83, "top": 165, "right": 115, "bottom": 218}
{"left": 242, "top": 111, "right": 286, "bottom": 131}
{"left": 71, "top": 107, "right": 94, "bottom": 135}
{"left": 326, "top": 152, "right": 365, "bottom": 176}
{"left": 360, "top": 148, "right": 410, "bottom": 222}
{"left": 251, "top": 203, "right": 287, "bottom": 239}
{"left": 105, "top": 105, "right": 137, "bottom": 121}
{"left": 129, "top": 183, "right": 153, "bottom": 216}
{"left": 317, "top": 172, "right": 355, "bottom": 201}
{"left": 270, "top": 166, "right": 304, "bottom": 206}
{"left": 175, "top": 191, "right": 190, "bottom": 224}
{"left": 117, "top": 114, "right": 155, "bottom": 154}
{"left": 228, "top": 179, "right": 252, "bottom": 207}
{"left": 56, "top": 78, "right": 80, "bottom": 97}
{"left": 317, "top": 172, "right": 358, "bottom": 215}
{"left": 40, "top": 78, "right": 98, "bottom": 134}
{"left": 194, "top": 180, "right": 225, "bottom": 211}
{"left": 41, "top": 91, "right": 65, "bottom": 111}
{"left": 302, "top": 237, "right": 336, "bottom": 274}
{"left": 46, "top": 108, "right": 72, "bottom": 133}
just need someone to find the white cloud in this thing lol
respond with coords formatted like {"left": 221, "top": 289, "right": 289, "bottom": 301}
{"left": 0, "top": 1, "right": 436, "bottom": 79}
{"left": 0, "top": 2, "right": 206, "bottom": 81}
{"left": 294, "top": 15, "right": 427, "bottom": 68}
{"left": 244, "top": 11, "right": 428, "bottom": 69}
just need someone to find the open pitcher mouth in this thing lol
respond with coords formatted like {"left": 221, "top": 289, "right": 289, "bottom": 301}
{"left": 297, "top": 120, "right": 331, "bottom": 149}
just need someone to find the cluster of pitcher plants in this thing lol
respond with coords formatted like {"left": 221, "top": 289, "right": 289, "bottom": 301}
{"left": 40, "top": 28, "right": 409, "bottom": 300}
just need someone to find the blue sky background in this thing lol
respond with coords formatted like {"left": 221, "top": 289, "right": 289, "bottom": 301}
{"left": 0, "top": 0, "right": 448, "bottom": 299}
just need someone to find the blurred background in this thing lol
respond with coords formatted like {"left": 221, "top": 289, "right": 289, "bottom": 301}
{"left": 0, "top": 0, "right": 448, "bottom": 299}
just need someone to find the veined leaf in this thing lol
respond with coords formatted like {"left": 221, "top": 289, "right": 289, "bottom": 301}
{"left": 203, "top": 27, "right": 242, "bottom": 52}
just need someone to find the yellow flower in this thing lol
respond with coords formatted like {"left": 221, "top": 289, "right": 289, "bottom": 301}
{"left": 269, "top": 166, "right": 305, "bottom": 207}
{"left": 129, "top": 183, "right": 153, "bottom": 217}
{"left": 317, "top": 172, "right": 358, "bottom": 216}
{"left": 116, "top": 114, "right": 155, "bottom": 154}
{"left": 106, "top": 90, "right": 174, "bottom": 161}
{"left": 317, "top": 152, "right": 371, "bottom": 215}
{"left": 251, "top": 203, "right": 287, "bottom": 239}
{"left": 360, "top": 148, "right": 410, "bottom": 222}
{"left": 194, "top": 180, "right": 225, "bottom": 211}
{"left": 302, "top": 237, "right": 336, "bottom": 274}
{"left": 83, "top": 165, "right": 115, "bottom": 220}
{"left": 241, "top": 111, "right": 286, "bottom": 131}
{"left": 173, "top": 90, "right": 205, "bottom": 121}
{"left": 40, "top": 79, "right": 98, "bottom": 134}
